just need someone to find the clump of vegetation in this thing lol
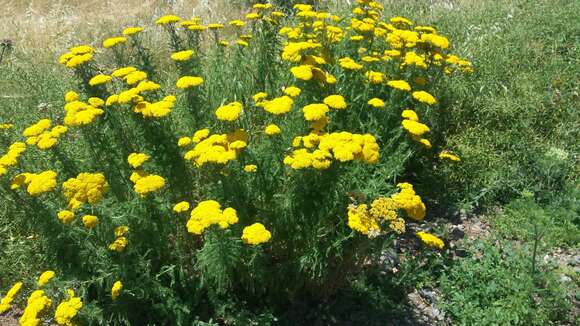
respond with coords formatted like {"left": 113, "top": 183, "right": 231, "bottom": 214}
{"left": 0, "top": 1, "right": 471, "bottom": 324}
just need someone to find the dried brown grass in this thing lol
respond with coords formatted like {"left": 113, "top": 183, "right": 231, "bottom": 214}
{"left": 0, "top": 0, "right": 249, "bottom": 55}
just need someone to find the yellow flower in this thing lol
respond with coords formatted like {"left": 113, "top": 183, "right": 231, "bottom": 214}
{"left": 124, "top": 71, "right": 148, "bottom": 85}
{"left": 418, "top": 138, "right": 432, "bottom": 149}
{"left": 37, "top": 270, "right": 55, "bottom": 287}
{"left": 127, "top": 152, "right": 150, "bottom": 168}
{"left": 69, "top": 45, "right": 95, "bottom": 55}
{"left": 412, "top": 91, "right": 437, "bottom": 105}
{"left": 108, "top": 236, "right": 128, "bottom": 252}
{"left": 390, "top": 16, "right": 413, "bottom": 26}
{"left": 89, "top": 74, "right": 112, "bottom": 86}
{"left": 245, "top": 13, "right": 260, "bottom": 20}
{"left": 57, "top": 210, "right": 75, "bottom": 224}
{"left": 302, "top": 103, "right": 329, "bottom": 121}
{"left": 290, "top": 65, "right": 313, "bottom": 80}
{"left": 367, "top": 98, "right": 385, "bottom": 108}
{"left": 133, "top": 174, "right": 165, "bottom": 197}
{"left": 264, "top": 124, "right": 281, "bottom": 135}
{"left": 347, "top": 204, "right": 380, "bottom": 237}
{"left": 111, "top": 281, "right": 123, "bottom": 300}
{"left": 253, "top": 92, "right": 268, "bottom": 103}
{"left": 103, "top": 36, "right": 127, "bottom": 48}
{"left": 387, "top": 80, "right": 411, "bottom": 91}
{"left": 21, "top": 289, "right": 52, "bottom": 325}
{"left": 173, "top": 201, "right": 190, "bottom": 213}
{"left": 401, "top": 109, "right": 419, "bottom": 121}
{"left": 187, "top": 200, "right": 239, "bottom": 234}
{"left": 64, "top": 91, "right": 79, "bottom": 102}
{"left": 323, "top": 95, "right": 347, "bottom": 110}
{"left": 244, "top": 164, "right": 257, "bottom": 173}
{"left": 171, "top": 50, "right": 194, "bottom": 61}
{"left": 338, "top": 57, "right": 363, "bottom": 70}
{"left": 192, "top": 129, "right": 210, "bottom": 143}
{"left": 391, "top": 183, "right": 426, "bottom": 221}
{"left": 365, "top": 71, "right": 385, "bottom": 84}
{"left": 208, "top": 23, "right": 224, "bottom": 29}
{"left": 14, "top": 170, "right": 58, "bottom": 196}
{"left": 54, "top": 290, "right": 82, "bottom": 325}
{"left": 439, "top": 151, "right": 461, "bottom": 162}
{"left": 262, "top": 96, "right": 294, "bottom": 115}
{"left": 0, "top": 281, "right": 23, "bottom": 314}
{"left": 62, "top": 173, "right": 109, "bottom": 209}
{"left": 123, "top": 27, "right": 143, "bottom": 36}
{"left": 156, "top": 15, "right": 181, "bottom": 25}
{"left": 229, "top": 20, "right": 246, "bottom": 27}
{"left": 241, "top": 223, "right": 272, "bottom": 245}
{"left": 114, "top": 226, "right": 129, "bottom": 237}
{"left": 178, "top": 137, "right": 192, "bottom": 147}
{"left": 283, "top": 86, "right": 301, "bottom": 97}
{"left": 236, "top": 40, "right": 249, "bottom": 47}
{"left": 82, "top": 215, "right": 99, "bottom": 229}
{"left": 416, "top": 231, "right": 444, "bottom": 250}
{"left": 176, "top": 76, "right": 204, "bottom": 89}
{"left": 402, "top": 119, "right": 430, "bottom": 137}
{"left": 111, "top": 66, "right": 137, "bottom": 78}
{"left": 23, "top": 119, "right": 51, "bottom": 137}
{"left": 215, "top": 101, "right": 243, "bottom": 121}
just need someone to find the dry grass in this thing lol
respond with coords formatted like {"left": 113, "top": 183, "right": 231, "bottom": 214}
{"left": 0, "top": 0, "right": 249, "bottom": 55}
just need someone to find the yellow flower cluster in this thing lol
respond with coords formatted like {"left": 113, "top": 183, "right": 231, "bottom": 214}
{"left": 176, "top": 76, "right": 204, "bottom": 89}
{"left": 127, "top": 152, "right": 150, "bottom": 168}
{"left": 89, "top": 74, "right": 112, "bottom": 86}
{"left": 54, "top": 289, "right": 82, "bottom": 326}
{"left": 11, "top": 171, "right": 57, "bottom": 196}
{"left": 173, "top": 201, "right": 190, "bottom": 213}
{"left": 103, "top": 36, "right": 127, "bottom": 48}
{"left": 171, "top": 49, "right": 194, "bottom": 61}
{"left": 23, "top": 119, "right": 68, "bottom": 150}
{"left": 128, "top": 154, "right": 166, "bottom": 197}
{"left": 37, "top": 270, "right": 55, "bottom": 287}
{"left": 181, "top": 129, "right": 248, "bottom": 167}
{"left": 123, "top": 27, "right": 144, "bottom": 36}
{"left": 348, "top": 195, "right": 407, "bottom": 236}
{"left": 82, "top": 215, "right": 99, "bottom": 229}
{"left": 0, "top": 281, "right": 22, "bottom": 313}
{"left": 412, "top": 90, "right": 437, "bottom": 105}
{"left": 391, "top": 183, "right": 426, "bottom": 221}
{"left": 215, "top": 101, "right": 243, "bottom": 121}
{"left": 241, "top": 223, "right": 272, "bottom": 245}
{"left": 347, "top": 182, "right": 426, "bottom": 236}
{"left": 133, "top": 95, "right": 176, "bottom": 118}
{"left": 109, "top": 226, "right": 129, "bottom": 252}
{"left": 258, "top": 95, "right": 294, "bottom": 115}
{"left": 416, "top": 231, "right": 444, "bottom": 250}
{"left": 59, "top": 45, "right": 94, "bottom": 68}
{"left": 186, "top": 200, "right": 239, "bottom": 235}
{"left": 401, "top": 109, "right": 432, "bottom": 149}
{"left": 0, "top": 142, "right": 26, "bottom": 176}
{"left": 284, "top": 132, "right": 380, "bottom": 169}
{"left": 156, "top": 15, "right": 181, "bottom": 25}
{"left": 20, "top": 290, "right": 52, "bottom": 326}
{"left": 323, "top": 95, "right": 347, "bottom": 109}
{"left": 347, "top": 204, "right": 380, "bottom": 237}
{"left": 111, "top": 281, "right": 123, "bottom": 300}
{"left": 439, "top": 151, "right": 461, "bottom": 162}
{"left": 62, "top": 172, "right": 109, "bottom": 211}
{"left": 131, "top": 173, "right": 166, "bottom": 197}
{"left": 264, "top": 124, "right": 281, "bottom": 136}
{"left": 64, "top": 99, "right": 104, "bottom": 126}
